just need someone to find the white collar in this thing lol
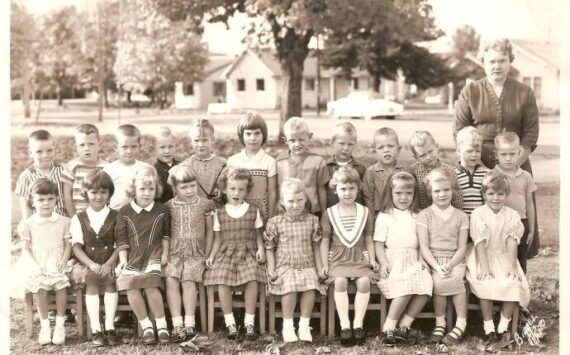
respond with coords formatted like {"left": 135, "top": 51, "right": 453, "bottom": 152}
{"left": 225, "top": 201, "right": 249, "bottom": 211}
{"left": 86, "top": 206, "right": 110, "bottom": 216}
{"left": 130, "top": 201, "right": 155, "bottom": 214}
{"left": 241, "top": 149, "right": 265, "bottom": 160}
{"left": 33, "top": 212, "right": 60, "bottom": 224}
{"left": 393, "top": 208, "right": 411, "bottom": 217}
{"left": 430, "top": 204, "right": 454, "bottom": 214}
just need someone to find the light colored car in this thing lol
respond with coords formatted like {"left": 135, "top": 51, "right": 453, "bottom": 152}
{"left": 327, "top": 91, "right": 404, "bottom": 120}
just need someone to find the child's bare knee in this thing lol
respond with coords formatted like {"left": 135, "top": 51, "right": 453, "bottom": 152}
{"left": 356, "top": 277, "right": 370, "bottom": 292}
{"left": 334, "top": 277, "right": 348, "bottom": 291}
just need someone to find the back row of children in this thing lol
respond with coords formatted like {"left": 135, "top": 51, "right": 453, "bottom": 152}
{"left": 14, "top": 113, "right": 534, "bottom": 349}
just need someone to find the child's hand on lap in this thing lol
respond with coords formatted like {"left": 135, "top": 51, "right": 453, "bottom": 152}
{"left": 115, "top": 261, "right": 126, "bottom": 276}
{"left": 256, "top": 249, "right": 266, "bottom": 263}
{"left": 161, "top": 252, "right": 169, "bottom": 266}
{"left": 88, "top": 262, "right": 101, "bottom": 274}
{"left": 379, "top": 262, "right": 390, "bottom": 279}
{"left": 56, "top": 258, "right": 68, "bottom": 273}
{"left": 267, "top": 268, "right": 277, "bottom": 282}
{"left": 319, "top": 265, "right": 329, "bottom": 279}
{"left": 205, "top": 256, "right": 214, "bottom": 269}
{"left": 100, "top": 263, "right": 113, "bottom": 277}
{"left": 477, "top": 263, "right": 494, "bottom": 281}
{"left": 370, "top": 260, "right": 380, "bottom": 272}
{"left": 507, "top": 267, "right": 520, "bottom": 281}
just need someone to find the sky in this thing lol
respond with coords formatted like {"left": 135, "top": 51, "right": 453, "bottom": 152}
{"left": 21, "top": 0, "right": 565, "bottom": 55}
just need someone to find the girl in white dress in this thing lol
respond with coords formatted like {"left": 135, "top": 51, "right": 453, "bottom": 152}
{"left": 466, "top": 171, "right": 531, "bottom": 347}
{"left": 374, "top": 172, "right": 432, "bottom": 346}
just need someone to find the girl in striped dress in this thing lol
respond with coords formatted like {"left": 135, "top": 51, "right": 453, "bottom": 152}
{"left": 115, "top": 166, "right": 171, "bottom": 344}
{"left": 320, "top": 166, "right": 379, "bottom": 346}
{"left": 374, "top": 172, "right": 432, "bottom": 346}
{"left": 227, "top": 113, "right": 277, "bottom": 222}
{"left": 417, "top": 168, "right": 469, "bottom": 345}
{"left": 204, "top": 168, "right": 266, "bottom": 340}
{"left": 265, "top": 178, "right": 325, "bottom": 343}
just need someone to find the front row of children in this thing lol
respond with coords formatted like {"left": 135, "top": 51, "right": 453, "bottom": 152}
{"left": 14, "top": 116, "right": 532, "bottom": 350}
{"left": 17, "top": 165, "right": 530, "bottom": 349}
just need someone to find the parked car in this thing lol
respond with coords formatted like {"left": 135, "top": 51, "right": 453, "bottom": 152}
{"left": 327, "top": 91, "right": 404, "bottom": 120}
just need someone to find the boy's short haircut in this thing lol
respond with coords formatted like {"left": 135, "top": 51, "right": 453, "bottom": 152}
{"left": 494, "top": 131, "right": 520, "bottom": 148}
{"left": 189, "top": 119, "right": 215, "bottom": 137}
{"left": 329, "top": 166, "right": 361, "bottom": 190}
{"left": 280, "top": 178, "right": 307, "bottom": 200}
{"left": 424, "top": 167, "right": 455, "bottom": 195}
{"left": 481, "top": 170, "right": 511, "bottom": 195}
{"left": 283, "top": 117, "right": 310, "bottom": 138}
{"left": 127, "top": 165, "right": 163, "bottom": 199}
{"left": 80, "top": 170, "right": 115, "bottom": 199}
{"left": 154, "top": 126, "right": 175, "bottom": 140}
{"left": 116, "top": 124, "right": 141, "bottom": 142}
{"left": 409, "top": 130, "right": 437, "bottom": 155}
{"left": 167, "top": 164, "right": 196, "bottom": 188}
{"left": 29, "top": 129, "right": 52, "bottom": 142}
{"left": 331, "top": 122, "right": 357, "bottom": 142}
{"left": 373, "top": 127, "right": 399, "bottom": 146}
{"left": 76, "top": 124, "right": 100, "bottom": 140}
{"left": 28, "top": 178, "right": 58, "bottom": 207}
{"left": 455, "top": 126, "right": 483, "bottom": 150}
{"left": 217, "top": 167, "right": 254, "bottom": 194}
{"left": 237, "top": 113, "right": 268, "bottom": 145}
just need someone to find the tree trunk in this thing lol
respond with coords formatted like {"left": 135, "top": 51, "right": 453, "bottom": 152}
{"left": 35, "top": 90, "right": 43, "bottom": 123}
{"left": 103, "top": 81, "right": 109, "bottom": 108}
{"left": 372, "top": 74, "right": 381, "bottom": 93}
{"left": 57, "top": 84, "right": 63, "bottom": 106}
{"left": 98, "top": 72, "right": 105, "bottom": 122}
{"left": 22, "top": 81, "right": 31, "bottom": 118}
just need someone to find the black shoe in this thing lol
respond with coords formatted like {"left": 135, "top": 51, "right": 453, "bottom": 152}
{"left": 340, "top": 328, "right": 353, "bottom": 346}
{"left": 92, "top": 331, "right": 106, "bottom": 347}
{"left": 226, "top": 324, "right": 238, "bottom": 340}
{"left": 142, "top": 328, "right": 156, "bottom": 345}
{"left": 395, "top": 326, "right": 417, "bottom": 345}
{"left": 171, "top": 326, "right": 186, "bottom": 342}
{"left": 106, "top": 329, "right": 122, "bottom": 346}
{"left": 382, "top": 329, "right": 397, "bottom": 346}
{"left": 245, "top": 324, "right": 257, "bottom": 341}
{"left": 483, "top": 331, "right": 498, "bottom": 346}
{"left": 157, "top": 329, "right": 170, "bottom": 344}
{"left": 496, "top": 332, "right": 513, "bottom": 349}
{"left": 185, "top": 326, "right": 197, "bottom": 339}
{"left": 354, "top": 328, "right": 366, "bottom": 345}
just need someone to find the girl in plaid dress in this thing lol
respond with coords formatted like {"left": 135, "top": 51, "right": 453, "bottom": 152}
{"left": 164, "top": 165, "right": 215, "bottom": 342}
{"left": 320, "top": 166, "right": 379, "bottom": 346}
{"left": 204, "top": 168, "right": 266, "bottom": 340}
{"left": 374, "top": 172, "right": 432, "bottom": 346}
{"left": 417, "top": 168, "right": 469, "bottom": 345}
{"left": 265, "top": 178, "right": 325, "bottom": 343}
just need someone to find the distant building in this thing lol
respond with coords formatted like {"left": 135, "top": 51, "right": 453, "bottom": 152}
{"left": 175, "top": 49, "right": 407, "bottom": 111}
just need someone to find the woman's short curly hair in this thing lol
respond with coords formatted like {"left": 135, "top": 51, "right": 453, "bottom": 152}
{"left": 329, "top": 166, "right": 361, "bottom": 191}
{"left": 80, "top": 170, "right": 115, "bottom": 200}
{"left": 478, "top": 37, "right": 515, "bottom": 63}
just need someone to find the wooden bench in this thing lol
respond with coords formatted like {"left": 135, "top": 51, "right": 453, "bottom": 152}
{"left": 25, "top": 287, "right": 84, "bottom": 339}
{"left": 268, "top": 293, "right": 327, "bottom": 336}
{"left": 206, "top": 285, "right": 266, "bottom": 334}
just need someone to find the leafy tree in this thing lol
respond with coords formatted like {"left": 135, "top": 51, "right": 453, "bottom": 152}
{"left": 40, "top": 6, "right": 85, "bottom": 106}
{"left": 452, "top": 24, "right": 480, "bottom": 60}
{"left": 10, "top": 1, "right": 40, "bottom": 118}
{"left": 114, "top": 0, "right": 208, "bottom": 109}
{"left": 321, "top": 0, "right": 448, "bottom": 92}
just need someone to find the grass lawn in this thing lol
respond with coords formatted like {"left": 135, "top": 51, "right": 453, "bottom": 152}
{"left": 9, "top": 134, "right": 559, "bottom": 354}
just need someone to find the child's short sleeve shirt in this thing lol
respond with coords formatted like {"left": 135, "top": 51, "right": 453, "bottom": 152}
{"left": 493, "top": 166, "right": 537, "bottom": 219}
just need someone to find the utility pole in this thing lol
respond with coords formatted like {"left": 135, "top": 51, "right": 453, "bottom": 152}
{"left": 316, "top": 33, "right": 321, "bottom": 117}
{"left": 96, "top": 0, "right": 103, "bottom": 122}
{"left": 117, "top": 0, "right": 122, "bottom": 124}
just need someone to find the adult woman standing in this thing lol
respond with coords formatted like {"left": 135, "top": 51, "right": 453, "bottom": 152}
{"left": 454, "top": 37, "right": 540, "bottom": 257}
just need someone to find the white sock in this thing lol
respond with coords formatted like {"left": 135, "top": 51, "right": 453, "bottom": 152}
{"left": 334, "top": 291, "right": 350, "bottom": 329}
{"left": 55, "top": 315, "right": 66, "bottom": 327}
{"left": 155, "top": 317, "right": 167, "bottom": 330}
{"left": 399, "top": 314, "right": 415, "bottom": 328}
{"left": 85, "top": 294, "right": 101, "bottom": 332}
{"left": 455, "top": 317, "right": 467, "bottom": 332}
{"left": 40, "top": 318, "right": 50, "bottom": 329}
{"left": 104, "top": 292, "right": 118, "bottom": 330}
{"left": 383, "top": 317, "right": 398, "bottom": 332}
{"left": 483, "top": 319, "right": 496, "bottom": 335}
{"left": 283, "top": 317, "right": 294, "bottom": 329}
{"left": 435, "top": 315, "right": 446, "bottom": 328}
{"left": 224, "top": 313, "right": 236, "bottom": 327}
{"left": 140, "top": 317, "right": 153, "bottom": 332}
{"left": 497, "top": 314, "right": 511, "bottom": 334}
{"left": 353, "top": 291, "right": 370, "bottom": 329}
{"left": 172, "top": 316, "right": 183, "bottom": 327}
{"left": 299, "top": 317, "right": 311, "bottom": 329}
{"left": 184, "top": 315, "right": 196, "bottom": 328}
{"left": 244, "top": 313, "right": 255, "bottom": 326}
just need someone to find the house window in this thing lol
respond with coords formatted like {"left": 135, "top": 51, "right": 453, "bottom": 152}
{"left": 237, "top": 79, "right": 246, "bottom": 91}
{"left": 352, "top": 78, "right": 359, "bottom": 90}
{"left": 533, "top": 77, "right": 542, "bottom": 100}
{"left": 305, "top": 78, "right": 315, "bottom": 91}
{"left": 256, "top": 79, "right": 265, "bottom": 91}
{"left": 184, "top": 83, "right": 194, "bottom": 96}
{"left": 523, "top": 77, "right": 531, "bottom": 87}
{"left": 213, "top": 82, "right": 225, "bottom": 97}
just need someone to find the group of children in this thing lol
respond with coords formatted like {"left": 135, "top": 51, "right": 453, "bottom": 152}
{"left": 14, "top": 113, "right": 535, "bottom": 350}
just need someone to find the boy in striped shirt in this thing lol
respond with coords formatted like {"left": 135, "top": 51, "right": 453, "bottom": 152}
{"left": 454, "top": 127, "right": 487, "bottom": 215}
{"left": 62, "top": 124, "right": 108, "bottom": 215}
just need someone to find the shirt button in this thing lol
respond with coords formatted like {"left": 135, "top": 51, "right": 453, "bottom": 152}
{"left": 91, "top": 247, "right": 95, "bottom": 251}
{"left": 104, "top": 246, "right": 108, "bottom": 250}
